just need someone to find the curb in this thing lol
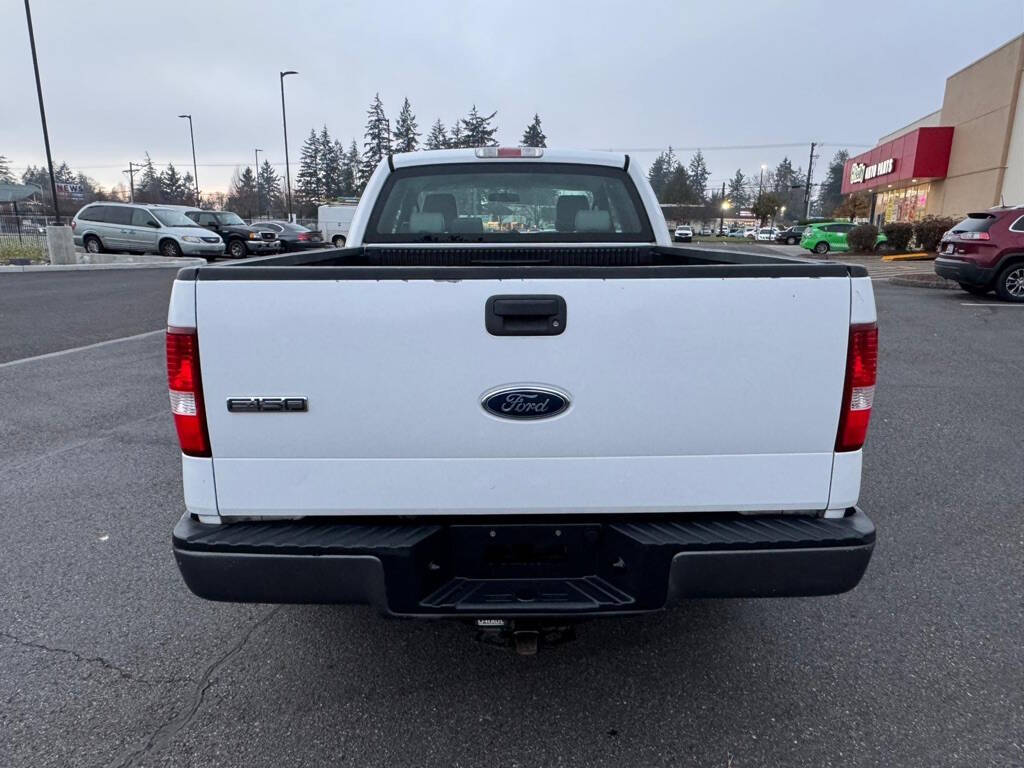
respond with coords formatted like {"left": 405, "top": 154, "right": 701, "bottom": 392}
{"left": 890, "top": 274, "right": 958, "bottom": 290}
{"left": 882, "top": 252, "right": 936, "bottom": 262}
{"left": 0, "top": 257, "right": 205, "bottom": 273}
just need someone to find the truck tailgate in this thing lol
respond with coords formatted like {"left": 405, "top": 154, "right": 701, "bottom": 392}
{"left": 196, "top": 275, "right": 851, "bottom": 516}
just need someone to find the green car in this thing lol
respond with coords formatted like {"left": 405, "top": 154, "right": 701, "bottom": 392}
{"left": 799, "top": 221, "right": 887, "bottom": 254}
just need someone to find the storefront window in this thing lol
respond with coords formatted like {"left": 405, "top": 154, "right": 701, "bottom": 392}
{"left": 874, "top": 183, "right": 930, "bottom": 225}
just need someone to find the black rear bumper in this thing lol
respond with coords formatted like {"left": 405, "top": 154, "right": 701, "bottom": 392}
{"left": 934, "top": 256, "right": 995, "bottom": 286}
{"left": 173, "top": 510, "right": 875, "bottom": 617}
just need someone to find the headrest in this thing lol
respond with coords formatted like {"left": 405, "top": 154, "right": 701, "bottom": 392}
{"left": 422, "top": 193, "right": 457, "bottom": 225}
{"left": 575, "top": 209, "right": 612, "bottom": 232}
{"left": 555, "top": 194, "right": 590, "bottom": 232}
{"left": 449, "top": 217, "right": 484, "bottom": 233}
{"left": 408, "top": 212, "right": 445, "bottom": 233}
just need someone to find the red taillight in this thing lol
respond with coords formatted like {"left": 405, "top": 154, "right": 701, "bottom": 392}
{"left": 474, "top": 147, "right": 544, "bottom": 158}
{"left": 166, "top": 326, "right": 210, "bottom": 457}
{"left": 70, "top": 220, "right": 76, "bottom": 231}
{"left": 836, "top": 323, "right": 878, "bottom": 452}
{"left": 959, "top": 231, "right": 990, "bottom": 240}
{"left": 298, "top": 232, "right": 310, "bottom": 240}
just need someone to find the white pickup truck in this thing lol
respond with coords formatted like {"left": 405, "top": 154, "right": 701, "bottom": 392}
{"left": 168, "top": 147, "right": 877, "bottom": 627}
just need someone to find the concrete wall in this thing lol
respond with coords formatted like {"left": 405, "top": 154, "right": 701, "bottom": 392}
{"left": 936, "top": 35, "right": 1024, "bottom": 216}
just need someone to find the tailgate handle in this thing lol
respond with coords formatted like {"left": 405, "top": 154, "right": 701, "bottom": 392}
{"left": 486, "top": 295, "right": 566, "bottom": 336}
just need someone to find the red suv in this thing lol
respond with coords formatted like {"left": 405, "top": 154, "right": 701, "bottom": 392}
{"left": 934, "top": 207, "right": 1024, "bottom": 301}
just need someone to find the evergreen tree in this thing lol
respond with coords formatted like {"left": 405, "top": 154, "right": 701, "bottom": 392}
{"left": 727, "top": 169, "right": 748, "bottom": 209}
{"left": 136, "top": 153, "right": 164, "bottom": 203}
{"left": 460, "top": 105, "right": 498, "bottom": 147}
{"left": 226, "top": 166, "right": 259, "bottom": 217}
{"left": 258, "top": 160, "right": 282, "bottom": 214}
{"left": 161, "top": 162, "right": 187, "bottom": 203}
{"left": 448, "top": 120, "right": 464, "bottom": 149}
{"left": 392, "top": 97, "right": 420, "bottom": 154}
{"left": 296, "top": 129, "right": 323, "bottom": 203}
{"left": 521, "top": 114, "right": 546, "bottom": 148}
{"left": 0, "top": 155, "right": 13, "bottom": 184}
{"left": 687, "top": 150, "right": 710, "bottom": 202}
{"left": 647, "top": 148, "right": 678, "bottom": 199}
{"left": 425, "top": 119, "right": 448, "bottom": 150}
{"left": 319, "top": 126, "right": 343, "bottom": 198}
{"left": 360, "top": 93, "right": 391, "bottom": 186}
{"left": 54, "top": 161, "right": 76, "bottom": 184}
{"left": 816, "top": 150, "right": 849, "bottom": 217}
{"left": 340, "top": 140, "right": 359, "bottom": 196}
{"left": 181, "top": 171, "right": 197, "bottom": 206}
{"left": 663, "top": 164, "right": 694, "bottom": 204}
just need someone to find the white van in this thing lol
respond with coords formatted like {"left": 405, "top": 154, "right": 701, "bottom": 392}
{"left": 318, "top": 203, "right": 358, "bottom": 247}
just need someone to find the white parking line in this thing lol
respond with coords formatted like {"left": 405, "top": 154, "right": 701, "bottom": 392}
{"left": 960, "top": 302, "right": 1024, "bottom": 307}
{"left": 0, "top": 329, "right": 164, "bottom": 369}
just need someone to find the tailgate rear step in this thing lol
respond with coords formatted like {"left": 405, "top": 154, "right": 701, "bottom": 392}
{"left": 173, "top": 510, "right": 875, "bottom": 616}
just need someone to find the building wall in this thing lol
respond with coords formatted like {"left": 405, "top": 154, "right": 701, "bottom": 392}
{"left": 1000, "top": 75, "right": 1024, "bottom": 205}
{"left": 877, "top": 110, "right": 941, "bottom": 145}
{"left": 933, "top": 35, "right": 1024, "bottom": 217}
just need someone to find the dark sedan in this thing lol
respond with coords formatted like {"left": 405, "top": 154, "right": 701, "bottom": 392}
{"left": 775, "top": 225, "right": 807, "bottom": 245}
{"left": 252, "top": 220, "right": 324, "bottom": 252}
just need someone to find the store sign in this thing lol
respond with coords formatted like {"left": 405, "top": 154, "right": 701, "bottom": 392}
{"left": 55, "top": 182, "right": 85, "bottom": 199}
{"left": 849, "top": 158, "right": 895, "bottom": 185}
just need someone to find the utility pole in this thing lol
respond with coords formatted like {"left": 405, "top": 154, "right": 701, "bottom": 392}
{"left": 804, "top": 141, "right": 817, "bottom": 220}
{"left": 122, "top": 162, "right": 141, "bottom": 203}
{"left": 254, "top": 148, "right": 262, "bottom": 218}
{"left": 23, "top": 0, "right": 61, "bottom": 224}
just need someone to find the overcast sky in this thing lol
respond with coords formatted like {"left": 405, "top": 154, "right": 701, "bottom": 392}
{"left": 3, "top": 0, "right": 1023, "bottom": 194}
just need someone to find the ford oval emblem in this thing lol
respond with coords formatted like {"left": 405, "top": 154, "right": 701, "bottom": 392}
{"left": 482, "top": 386, "right": 571, "bottom": 420}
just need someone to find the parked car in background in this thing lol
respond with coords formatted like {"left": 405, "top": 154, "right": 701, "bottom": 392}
{"left": 318, "top": 203, "right": 358, "bottom": 247}
{"left": 743, "top": 227, "right": 758, "bottom": 239}
{"left": 934, "top": 206, "right": 1024, "bottom": 301}
{"left": 800, "top": 221, "right": 887, "bottom": 254}
{"left": 699, "top": 226, "right": 713, "bottom": 236}
{"left": 71, "top": 202, "right": 225, "bottom": 258}
{"left": 252, "top": 220, "right": 324, "bottom": 252}
{"left": 674, "top": 225, "right": 693, "bottom": 242}
{"left": 182, "top": 209, "right": 279, "bottom": 258}
{"left": 726, "top": 227, "right": 747, "bottom": 238}
{"left": 756, "top": 227, "right": 779, "bottom": 241}
{"left": 776, "top": 225, "right": 807, "bottom": 245}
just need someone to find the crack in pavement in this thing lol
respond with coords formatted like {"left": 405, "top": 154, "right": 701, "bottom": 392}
{"left": 107, "top": 606, "right": 282, "bottom": 768}
{"left": 0, "top": 630, "right": 186, "bottom": 688}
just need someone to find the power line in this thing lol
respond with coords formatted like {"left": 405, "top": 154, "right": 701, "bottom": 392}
{"left": 592, "top": 141, "right": 871, "bottom": 152}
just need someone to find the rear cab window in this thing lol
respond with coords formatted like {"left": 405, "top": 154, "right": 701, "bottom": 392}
{"left": 365, "top": 163, "right": 654, "bottom": 243}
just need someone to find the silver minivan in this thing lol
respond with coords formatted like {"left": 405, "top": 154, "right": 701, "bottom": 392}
{"left": 71, "top": 202, "right": 225, "bottom": 258}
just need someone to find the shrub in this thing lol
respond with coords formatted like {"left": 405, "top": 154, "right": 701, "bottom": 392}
{"left": 0, "top": 242, "right": 47, "bottom": 264}
{"left": 847, "top": 223, "right": 879, "bottom": 253}
{"left": 882, "top": 221, "right": 914, "bottom": 252}
{"left": 914, "top": 216, "right": 957, "bottom": 252}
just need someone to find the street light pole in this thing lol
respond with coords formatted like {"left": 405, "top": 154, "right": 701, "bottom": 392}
{"left": 279, "top": 70, "right": 298, "bottom": 221}
{"left": 718, "top": 181, "right": 727, "bottom": 235}
{"left": 254, "top": 148, "right": 262, "bottom": 218}
{"left": 758, "top": 164, "right": 767, "bottom": 225}
{"left": 23, "top": 0, "right": 61, "bottom": 223}
{"left": 178, "top": 114, "right": 200, "bottom": 205}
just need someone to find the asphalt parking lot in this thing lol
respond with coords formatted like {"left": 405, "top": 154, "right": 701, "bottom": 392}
{"left": 1, "top": 268, "right": 1021, "bottom": 768}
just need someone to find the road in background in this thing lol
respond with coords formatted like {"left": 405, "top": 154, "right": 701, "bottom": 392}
{"left": 0, "top": 273, "right": 1021, "bottom": 767}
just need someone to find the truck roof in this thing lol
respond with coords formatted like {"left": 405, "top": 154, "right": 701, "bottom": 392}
{"left": 391, "top": 147, "right": 628, "bottom": 169}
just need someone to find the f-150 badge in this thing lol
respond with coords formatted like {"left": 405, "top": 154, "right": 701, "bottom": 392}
{"left": 481, "top": 387, "right": 570, "bottom": 420}
{"left": 226, "top": 397, "right": 308, "bottom": 412}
